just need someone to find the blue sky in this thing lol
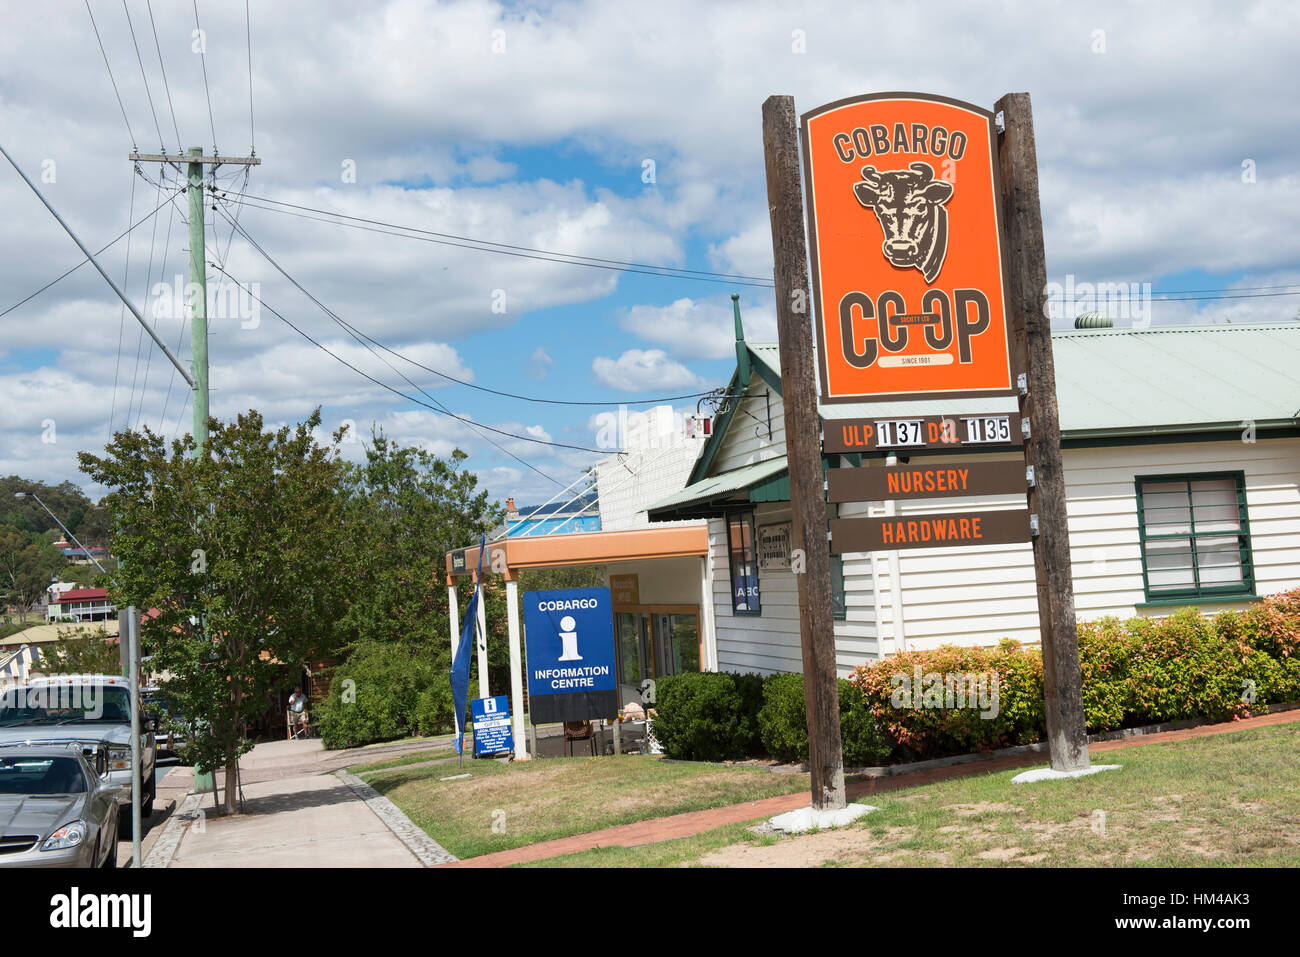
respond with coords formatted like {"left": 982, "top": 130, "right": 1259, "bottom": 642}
{"left": 1, "top": 0, "right": 1297, "bottom": 506}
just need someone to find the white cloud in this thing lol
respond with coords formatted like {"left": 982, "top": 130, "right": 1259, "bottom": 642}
{"left": 528, "top": 345, "right": 553, "bottom": 380}
{"left": 620, "top": 296, "right": 778, "bottom": 360}
{"left": 591, "top": 348, "right": 706, "bottom": 392}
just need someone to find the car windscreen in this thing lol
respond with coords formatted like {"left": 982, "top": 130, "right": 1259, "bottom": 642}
{"left": 0, "top": 756, "right": 87, "bottom": 795}
{"left": 0, "top": 685, "right": 133, "bottom": 726}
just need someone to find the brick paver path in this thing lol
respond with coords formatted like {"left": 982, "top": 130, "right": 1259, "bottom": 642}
{"left": 442, "top": 708, "right": 1300, "bottom": 868}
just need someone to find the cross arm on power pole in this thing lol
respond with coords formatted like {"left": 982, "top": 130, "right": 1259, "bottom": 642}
{"left": 129, "top": 152, "right": 261, "bottom": 166}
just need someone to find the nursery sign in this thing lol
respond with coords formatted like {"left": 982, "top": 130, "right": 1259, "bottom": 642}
{"left": 802, "top": 93, "right": 1017, "bottom": 404}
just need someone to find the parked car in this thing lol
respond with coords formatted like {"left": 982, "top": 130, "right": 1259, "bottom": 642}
{"left": 0, "top": 674, "right": 156, "bottom": 821}
{"left": 142, "top": 690, "right": 185, "bottom": 764}
{"left": 0, "top": 744, "right": 120, "bottom": 868}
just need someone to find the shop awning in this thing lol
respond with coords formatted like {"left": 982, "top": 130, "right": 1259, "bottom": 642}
{"left": 647, "top": 455, "right": 790, "bottom": 522}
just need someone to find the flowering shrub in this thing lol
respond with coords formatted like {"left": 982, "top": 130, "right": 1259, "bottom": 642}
{"left": 845, "top": 589, "right": 1300, "bottom": 763}
{"left": 849, "top": 640, "right": 1044, "bottom": 760}
{"left": 1242, "top": 586, "right": 1300, "bottom": 661}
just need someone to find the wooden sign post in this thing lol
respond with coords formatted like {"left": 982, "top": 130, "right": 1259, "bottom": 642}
{"left": 788, "top": 88, "right": 1091, "bottom": 777}
{"left": 762, "top": 94, "right": 846, "bottom": 811}
{"left": 996, "top": 92, "right": 1089, "bottom": 771}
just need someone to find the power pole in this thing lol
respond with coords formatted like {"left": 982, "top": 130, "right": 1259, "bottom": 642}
{"left": 129, "top": 149, "right": 260, "bottom": 454}
{"left": 995, "top": 93, "right": 1089, "bottom": 772}
{"left": 761, "top": 95, "right": 846, "bottom": 810}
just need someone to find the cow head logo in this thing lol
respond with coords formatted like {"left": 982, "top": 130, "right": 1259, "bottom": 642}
{"left": 853, "top": 161, "right": 953, "bottom": 283}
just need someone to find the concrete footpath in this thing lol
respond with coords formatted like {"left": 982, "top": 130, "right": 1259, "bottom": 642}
{"left": 445, "top": 707, "right": 1300, "bottom": 868}
{"left": 148, "top": 735, "right": 457, "bottom": 867}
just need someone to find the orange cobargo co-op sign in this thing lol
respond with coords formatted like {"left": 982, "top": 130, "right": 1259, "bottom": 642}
{"left": 802, "top": 93, "right": 1017, "bottom": 403}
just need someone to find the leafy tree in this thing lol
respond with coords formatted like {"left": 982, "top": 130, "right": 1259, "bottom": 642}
{"left": 338, "top": 429, "right": 502, "bottom": 673}
{"left": 0, "top": 525, "right": 64, "bottom": 623}
{"left": 79, "top": 409, "right": 349, "bottom": 814}
{"left": 41, "top": 625, "right": 121, "bottom": 675}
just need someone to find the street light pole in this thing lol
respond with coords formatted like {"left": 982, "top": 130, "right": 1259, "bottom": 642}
{"left": 12, "top": 492, "right": 106, "bottom": 575}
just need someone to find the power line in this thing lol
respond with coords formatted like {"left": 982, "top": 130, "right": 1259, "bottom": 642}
{"left": 85, "top": 0, "right": 137, "bottom": 149}
{"left": 122, "top": 0, "right": 164, "bottom": 151}
{"left": 245, "top": 0, "right": 255, "bottom": 155}
{"left": 222, "top": 188, "right": 777, "bottom": 287}
{"left": 207, "top": 257, "right": 607, "bottom": 456}
{"left": 192, "top": 0, "right": 217, "bottom": 152}
{"left": 133, "top": 165, "right": 181, "bottom": 427}
{"left": 224, "top": 209, "right": 729, "bottom": 408}
{"left": 222, "top": 189, "right": 1300, "bottom": 301}
{"left": 109, "top": 172, "right": 139, "bottom": 436}
{"left": 126, "top": 164, "right": 167, "bottom": 427}
{"left": 213, "top": 213, "right": 587, "bottom": 483}
{"left": 145, "top": 0, "right": 183, "bottom": 150}
{"left": 217, "top": 212, "right": 572, "bottom": 486}
{"left": 0, "top": 186, "right": 182, "bottom": 320}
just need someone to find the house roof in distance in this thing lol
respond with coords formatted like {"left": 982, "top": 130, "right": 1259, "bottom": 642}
{"left": 52, "top": 588, "right": 109, "bottom": 603}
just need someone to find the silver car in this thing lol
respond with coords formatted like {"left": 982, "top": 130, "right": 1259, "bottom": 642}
{"left": 0, "top": 745, "right": 120, "bottom": 868}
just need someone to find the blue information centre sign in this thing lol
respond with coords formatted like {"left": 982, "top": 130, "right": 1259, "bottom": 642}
{"left": 471, "top": 695, "right": 514, "bottom": 757}
{"left": 523, "top": 586, "right": 618, "bottom": 724}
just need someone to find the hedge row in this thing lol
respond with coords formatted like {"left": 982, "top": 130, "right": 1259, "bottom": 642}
{"left": 648, "top": 671, "right": 892, "bottom": 765}
{"left": 852, "top": 590, "right": 1300, "bottom": 761}
{"left": 651, "top": 589, "right": 1300, "bottom": 765}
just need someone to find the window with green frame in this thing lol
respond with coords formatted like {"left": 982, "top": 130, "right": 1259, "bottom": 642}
{"left": 1135, "top": 471, "right": 1255, "bottom": 602}
{"left": 727, "top": 510, "right": 761, "bottom": 615}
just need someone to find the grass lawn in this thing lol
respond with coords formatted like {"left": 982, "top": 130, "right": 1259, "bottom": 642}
{"left": 523, "top": 722, "right": 1300, "bottom": 867}
{"left": 364, "top": 754, "right": 810, "bottom": 859}
{"left": 348, "top": 748, "right": 457, "bottom": 775}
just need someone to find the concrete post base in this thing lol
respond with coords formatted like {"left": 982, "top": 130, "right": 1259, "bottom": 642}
{"left": 769, "top": 802, "right": 877, "bottom": 834}
{"left": 1011, "top": 764, "right": 1123, "bottom": 784}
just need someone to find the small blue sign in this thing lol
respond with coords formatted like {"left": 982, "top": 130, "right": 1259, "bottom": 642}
{"left": 523, "top": 587, "right": 618, "bottom": 723}
{"left": 471, "top": 695, "right": 514, "bottom": 756}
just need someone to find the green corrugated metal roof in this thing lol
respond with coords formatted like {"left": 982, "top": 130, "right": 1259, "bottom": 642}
{"left": 651, "top": 323, "right": 1299, "bottom": 520}
{"left": 647, "top": 455, "right": 787, "bottom": 516}
{"left": 756, "top": 323, "right": 1300, "bottom": 433}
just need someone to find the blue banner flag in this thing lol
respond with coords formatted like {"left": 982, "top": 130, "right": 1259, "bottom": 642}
{"left": 450, "top": 534, "right": 485, "bottom": 756}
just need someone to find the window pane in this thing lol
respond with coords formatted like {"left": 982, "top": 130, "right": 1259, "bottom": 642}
{"left": 1195, "top": 535, "right": 1245, "bottom": 588}
{"left": 1190, "top": 480, "right": 1240, "bottom": 533}
{"left": 1142, "top": 482, "right": 1192, "bottom": 535}
{"left": 1146, "top": 537, "right": 1195, "bottom": 591}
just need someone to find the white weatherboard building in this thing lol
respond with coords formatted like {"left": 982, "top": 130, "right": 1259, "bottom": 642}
{"left": 647, "top": 321, "right": 1300, "bottom": 677}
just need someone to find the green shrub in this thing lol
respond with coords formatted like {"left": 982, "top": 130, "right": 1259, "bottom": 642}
{"left": 414, "top": 673, "right": 455, "bottom": 738}
{"left": 317, "top": 641, "right": 454, "bottom": 750}
{"left": 757, "top": 673, "right": 891, "bottom": 766}
{"left": 650, "top": 672, "right": 757, "bottom": 761}
{"left": 731, "top": 671, "right": 767, "bottom": 756}
{"left": 757, "top": 673, "right": 807, "bottom": 763}
{"left": 1125, "top": 608, "right": 1255, "bottom": 724}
